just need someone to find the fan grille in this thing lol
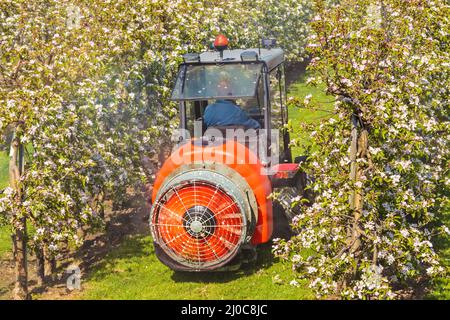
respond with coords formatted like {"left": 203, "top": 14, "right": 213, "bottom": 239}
{"left": 151, "top": 181, "right": 246, "bottom": 269}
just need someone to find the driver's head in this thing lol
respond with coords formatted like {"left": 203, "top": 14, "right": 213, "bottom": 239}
{"left": 217, "top": 77, "right": 232, "bottom": 97}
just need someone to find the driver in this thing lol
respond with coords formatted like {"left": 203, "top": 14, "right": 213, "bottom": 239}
{"left": 203, "top": 78, "right": 261, "bottom": 129}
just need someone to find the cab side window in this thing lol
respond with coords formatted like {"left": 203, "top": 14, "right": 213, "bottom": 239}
{"left": 269, "top": 65, "right": 290, "bottom": 162}
{"left": 270, "top": 70, "right": 282, "bottom": 130}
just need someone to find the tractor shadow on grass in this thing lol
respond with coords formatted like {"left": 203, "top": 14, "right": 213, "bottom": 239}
{"left": 171, "top": 242, "right": 276, "bottom": 284}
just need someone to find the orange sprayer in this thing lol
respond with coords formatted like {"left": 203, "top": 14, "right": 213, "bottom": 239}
{"left": 150, "top": 38, "right": 310, "bottom": 271}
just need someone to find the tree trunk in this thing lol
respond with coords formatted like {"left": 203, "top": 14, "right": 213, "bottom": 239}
{"left": 9, "top": 134, "right": 29, "bottom": 300}
{"left": 44, "top": 246, "right": 57, "bottom": 281}
{"left": 36, "top": 246, "right": 45, "bottom": 286}
{"left": 97, "top": 191, "right": 105, "bottom": 219}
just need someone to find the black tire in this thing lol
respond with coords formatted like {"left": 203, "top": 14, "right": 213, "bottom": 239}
{"left": 271, "top": 201, "right": 295, "bottom": 240}
{"left": 294, "top": 171, "right": 315, "bottom": 206}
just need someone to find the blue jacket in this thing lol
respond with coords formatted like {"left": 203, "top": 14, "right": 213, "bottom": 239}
{"left": 203, "top": 100, "right": 261, "bottom": 129}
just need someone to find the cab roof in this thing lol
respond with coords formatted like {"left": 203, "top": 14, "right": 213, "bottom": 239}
{"left": 194, "top": 48, "right": 284, "bottom": 71}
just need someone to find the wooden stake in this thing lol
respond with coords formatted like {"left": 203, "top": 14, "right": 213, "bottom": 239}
{"left": 348, "top": 114, "right": 364, "bottom": 283}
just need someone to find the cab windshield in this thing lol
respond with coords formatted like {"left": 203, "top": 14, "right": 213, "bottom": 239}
{"left": 171, "top": 63, "right": 262, "bottom": 101}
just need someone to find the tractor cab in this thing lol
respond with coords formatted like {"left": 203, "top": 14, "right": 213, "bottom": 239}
{"left": 170, "top": 37, "right": 293, "bottom": 167}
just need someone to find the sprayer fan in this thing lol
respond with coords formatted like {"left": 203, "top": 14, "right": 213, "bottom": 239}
{"left": 151, "top": 180, "right": 247, "bottom": 270}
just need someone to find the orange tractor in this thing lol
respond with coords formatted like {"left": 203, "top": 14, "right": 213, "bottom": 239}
{"left": 150, "top": 36, "right": 309, "bottom": 271}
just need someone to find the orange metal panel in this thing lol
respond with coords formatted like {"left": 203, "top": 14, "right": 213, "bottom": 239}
{"left": 152, "top": 139, "right": 273, "bottom": 244}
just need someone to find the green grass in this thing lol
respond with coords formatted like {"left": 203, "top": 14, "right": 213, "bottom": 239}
{"left": 287, "top": 71, "right": 335, "bottom": 158}
{"left": 0, "top": 226, "right": 11, "bottom": 259}
{"left": 0, "top": 151, "right": 10, "bottom": 260}
{"left": 80, "top": 235, "right": 313, "bottom": 300}
{"left": 429, "top": 257, "right": 450, "bottom": 299}
{"left": 427, "top": 210, "right": 450, "bottom": 299}
{"left": 0, "top": 151, "right": 8, "bottom": 190}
